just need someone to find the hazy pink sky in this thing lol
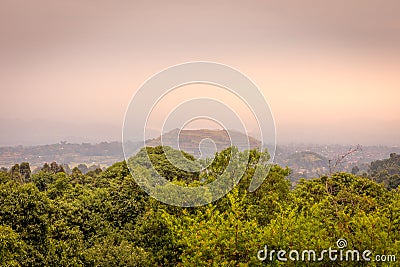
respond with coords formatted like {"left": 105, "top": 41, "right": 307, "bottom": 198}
{"left": 0, "top": 0, "right": 399, "bottom": 145}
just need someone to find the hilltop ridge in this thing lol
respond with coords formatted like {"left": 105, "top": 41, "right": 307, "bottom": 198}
{"left": 145, "top": 129, "right": 261, "bottom": 158}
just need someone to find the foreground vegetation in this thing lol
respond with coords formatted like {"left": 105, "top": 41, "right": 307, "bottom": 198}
{"left": 0, "top": 147, "right": 399, "bottom": 266}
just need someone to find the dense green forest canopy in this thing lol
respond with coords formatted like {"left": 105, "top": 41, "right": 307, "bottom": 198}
{"left": 369, "top": 153, "right": 400, "bottom": 190}
{"left": 0, "top": 147, "right": 399, "bottom": 266}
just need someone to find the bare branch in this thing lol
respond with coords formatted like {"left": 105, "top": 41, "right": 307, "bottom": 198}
{"left": 328, "top": 144, "right": 362, "bottom": 176}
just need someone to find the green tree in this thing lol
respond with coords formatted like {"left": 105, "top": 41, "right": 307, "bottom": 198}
{"left": 0, "top": 225, "right": 27, "bottom": 266}
{"left": 19, "top": 162, "right": 31, "bottom": 183}
{"left": 0, "top": 182, "right": 51, "bottom": 265}
{"left": 9, "top": 164, "right": 21, "bottom": 182}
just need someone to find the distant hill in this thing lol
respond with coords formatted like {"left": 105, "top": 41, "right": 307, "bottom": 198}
{"left": 0, "top": 142, "right": 129, "bottom": 169}
{"left": 369, "top": 153, "right": 400, "bottom": 189}
{"left": 146, "top": 129, "right": 261, "bottom": 158}
{"left": 285, "top": 151, "right": 328, "bottom": 168}
{"left": 284, "top": 151, "right": 329, "bottom": 180}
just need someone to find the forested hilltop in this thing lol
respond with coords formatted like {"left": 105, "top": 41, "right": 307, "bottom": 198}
{"left": 0, "top": 146, "right": 399, "bottom": 266}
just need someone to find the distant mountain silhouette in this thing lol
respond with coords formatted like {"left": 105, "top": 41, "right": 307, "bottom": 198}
{"left": 145, "top": 129, "right": 261, "bottom": 158}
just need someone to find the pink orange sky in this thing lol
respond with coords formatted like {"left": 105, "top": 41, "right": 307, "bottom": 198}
{"left": 0, "top": 0, "right": 399, "bottom": 145}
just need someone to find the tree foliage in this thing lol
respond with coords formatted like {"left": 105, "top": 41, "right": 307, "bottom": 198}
{"left": 369, "top": 153, "right": 400, "bottom": 190}
{"left": 0, "top": 147, "right": 398, "bottom": 266}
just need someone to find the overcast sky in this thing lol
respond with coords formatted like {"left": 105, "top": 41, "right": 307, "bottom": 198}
{"left": 1, "top": 0, "right": 399, "bottom": 146}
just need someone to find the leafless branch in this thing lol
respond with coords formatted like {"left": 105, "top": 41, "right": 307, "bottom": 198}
{"left": 328, "top": 144, "right": 362, "bottom": 176}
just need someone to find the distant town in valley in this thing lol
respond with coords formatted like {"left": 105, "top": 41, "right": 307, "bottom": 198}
{"left": 0, "top": 129, "right": 399, "bottom": 184}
